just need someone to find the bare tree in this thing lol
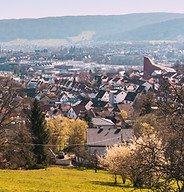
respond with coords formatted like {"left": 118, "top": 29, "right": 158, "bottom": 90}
{"left": 157, "top": 86, "right": 184, "bottom": 192}
{"left": 0, "top": 77, "right": 23, "bottom": 140}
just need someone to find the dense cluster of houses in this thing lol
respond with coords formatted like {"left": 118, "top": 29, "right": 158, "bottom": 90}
{"left": 20, "top": 56, "right": 184, "bottom": 154}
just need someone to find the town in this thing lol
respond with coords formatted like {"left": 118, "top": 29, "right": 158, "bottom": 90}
{"left": 0, "top": 42, "right": 183, "bottom": 154}
{"left": 0, "top": 30, "right": 184, "bottom": 192}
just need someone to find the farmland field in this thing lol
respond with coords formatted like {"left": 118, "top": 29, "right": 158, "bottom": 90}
{"left": 0, "top": 167, "right": 150, "bottom": 192}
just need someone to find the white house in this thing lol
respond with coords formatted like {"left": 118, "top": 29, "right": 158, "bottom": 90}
{"left": 67, "top": 105, "right": 86, "bottom": 119}
{"left": 96, "top": 90, "right": 109, "bottom": 102}
{"left": 59, "top": 93, "right": 69, "bottom": 103}
{"left": 109, "top": 90, "right": 127, "bottom": 104}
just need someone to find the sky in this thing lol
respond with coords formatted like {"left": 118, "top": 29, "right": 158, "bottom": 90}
{"left": 0, "top": 0, "right": 184, "bottom": 20}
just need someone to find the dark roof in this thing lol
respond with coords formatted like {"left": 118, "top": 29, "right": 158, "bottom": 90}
{"left": 65, "top": 81, "right": 71, "bottom": 87}
{"left": 55, "top": 79, "right": 60, "bottom": 84}
{"left": 124, "top": 78, "right": 145, "bottom": 85}
{"left": 73, "top": 82, "right": 79, "bottom": 89}
{"left": 178, "top": 77, "right": 184, "bottom": 85}
{"left": 44, "top": 77, "right": 49, "bottom": 81}
{"left": 24, "top": 88, "right": 36, "bottom": 98}
{"left": 78, "top": 83, "right": 85, "bottom": 90}
{"left": 112, "top": 104, "right": 121, "bottom": 112}
{"left": 41, "top": 104, "right": 55, "bottom": 112}
{"left": 107, "top": 77, "right": 113, "bottom": 82}
{"left": 92, "top": 99, "right": 108, "bottom": 108}
{"left": 96, "top": 90, "right": 106, "bottom": 99}
{"left": 80, "top": 98, "right": 90, "bottom": 105}
{"left": 60, "top": 79, "right": 64, "bottom": 84}
{"left": 113, "top": 77, "right": 121, "bottom": 82}
{"left": 163, "top": 72, "right": 176, "bottom": 78}
{"left": 135, "top": 85, "right": 146, "bottom": 94}
{"left": 72, "top": 105, "right": 86, "bottom": 116}
{"left": 67, "top": 97, "right": 80, "bottom": 104}
{"left": 124, "top": 92, "right": 137, "bottom": 102}
{"left": 63, "top": 79, "right": 69, "bottom": 86}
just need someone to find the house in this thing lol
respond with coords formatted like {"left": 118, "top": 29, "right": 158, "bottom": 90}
{"left": 87, "top": 128, "right": 134, "bottom": 155}
{"left": 26, "top": 79, "right": 38, "bottom": 88}
{"left": 92, "top": 99, "right": 112, "bottom": 109}
{"left": 92, "top": 117, "right": 115, "bottom": 129}
{"left": 142, "top": 81, "right": 152, "bottom": 91}
{"left": 45, "top": 108, "right": 63, "bottom": 121}
{"left": 59, "top": 103, "right": 71, "bottom": 116}
{"left": 135, "top": 85, "right": 147, "bottom": 94}
{"left": 49, "top": 85, "right": 58, "bottom": 93}
{"left": 113, "top": 103, "right": 134, "bottom": 119}
{"left": 109, "top": 90, "right": 127, "bottom": 104}
{"left": 93, "top": 107, "right": 112, "bottom": 118}
{"left": 80, "top": 98, "right": 93, "bottom": 110}
{"left": 65, "top": 81, "right": 73, "bottom": 90}
{"left": 111, "top": 77, "right": 122, "bottom": 87}
{"left": 66, "top": 97, "right": 81, "bottom": 106}
{"left": 95, "top": 90, "right": 109, "bottom": 102}
{"left": 58, "top": 93, "right": 69, "bottom": 103}
{"left": 124, "top": 92, "right": 138, "bottom": 105}
{"left": 40, "top": 95, "right": 51, "bottom": 105}
{"left": 88, "top": 92, "right": 97, "bottom": 99}
{"left": 67, "top": 105, "right": 86, "bottom": 119}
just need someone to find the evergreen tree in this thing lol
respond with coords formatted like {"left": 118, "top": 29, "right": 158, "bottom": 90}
{"left": 83, "top": 112, "right": 93, "bottom": 128}
{"left": 140, "top": 94, "right": 153, "bottom": 116}
{"left": 28, "top": 99, "right": 50, "bottom": 165}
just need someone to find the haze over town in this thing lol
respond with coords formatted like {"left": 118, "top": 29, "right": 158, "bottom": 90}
{"left": 1, "top": 0, "right": 184, "bottom": 19}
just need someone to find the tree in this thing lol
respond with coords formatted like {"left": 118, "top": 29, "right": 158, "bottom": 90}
{"left": 83, "top": 111, "right": 93, "bottom": 128}
{"left": 133, "top": 113, "right": 158, "bottom": 137}
{"left": 27, "top": 99, "right": 50, "bottom": 166}
{"left": 140, "top": 93, "right": 153, "bottom": 116}
{"left": 127, "top": 134, "right": 166, "bottom": 188}
{"left": 5, "top": 123, "right": 35, "bottom": 169}
{"left": 157, "top": 86, "right": 184, "bottom": 192}
{"left": 0, "top": 77, "right": 36, "bottom": 169}
{"left": 47, "top": 116, "right": 70, "bottom": 151}
{"left": 13, "top": 65, "right": 19, "bottom": 75}
{"left": 0, "top": 77, "right": 22, "bottom": 131}
{"left": 98, "top": 133, "right": 167, "bottom": 188}
{"left": 48, "top": 117, "right": 87, "bottom": 153}
{"left": 98, "top": 144, "right": 130, "bottom": 184}
{"left": 67, "top": 119, "right": 87, "bottom": 153}
{"left": 120, "top": 110, "right": 127, "bottom": 120}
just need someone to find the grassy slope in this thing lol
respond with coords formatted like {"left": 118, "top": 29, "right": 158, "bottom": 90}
{"left": 0, "top": 167, "right": 150, "bottom": 192}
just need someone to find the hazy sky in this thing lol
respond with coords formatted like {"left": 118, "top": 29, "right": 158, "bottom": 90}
{"left": 1, "top": 0, "right": 184, "bottom": 19}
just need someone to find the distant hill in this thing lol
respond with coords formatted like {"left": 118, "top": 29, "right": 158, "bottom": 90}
{"left": 1, "top": 13, "right": 184, "bottom": 46}
{"left": 111, "top": 18, "right": 184, "bottom": 42}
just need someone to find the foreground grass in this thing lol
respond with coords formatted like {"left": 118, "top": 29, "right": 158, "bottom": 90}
{"left": 0, "top": 167, "right": 150, "bottom": 192}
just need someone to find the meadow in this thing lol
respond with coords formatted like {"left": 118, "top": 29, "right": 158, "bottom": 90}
{"left": 0, "top": 167, "right": 150, "bottom": 192}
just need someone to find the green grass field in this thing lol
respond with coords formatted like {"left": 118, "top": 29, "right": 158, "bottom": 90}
{"left": 0, "top": 167, "right": 150, "bottom": 192}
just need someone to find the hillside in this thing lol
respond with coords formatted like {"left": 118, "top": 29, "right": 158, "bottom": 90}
{"left": 0, "top": 167, "right": 145, "bottom": 192}
{"left": 0, "top": 13, "right": 184, "bottom": 46}
{"left": 112, "top": 18, "right": 184, "bottom": 41}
